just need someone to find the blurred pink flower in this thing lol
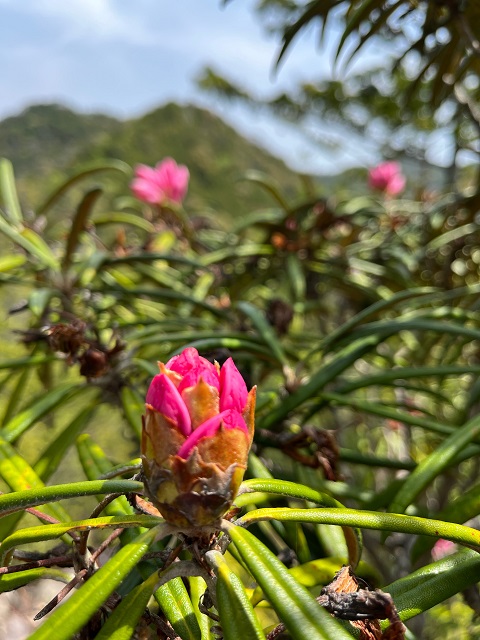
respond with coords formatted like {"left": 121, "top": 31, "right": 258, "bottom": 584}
{"left": 368, "top": 161, "right": 406, "bottom": 196}
{"left": 131, "top": 158, "right": 189, "bottom": 205}
{"left": 431, "top": 538, "right": 456, "bottom": 561}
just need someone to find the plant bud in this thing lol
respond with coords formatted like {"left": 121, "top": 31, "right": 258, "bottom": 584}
{"left": 142, "top": 348, "right": 255, "bottom": 529}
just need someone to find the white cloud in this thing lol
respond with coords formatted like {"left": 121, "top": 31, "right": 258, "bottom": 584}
{"left": 1, "top": 0, "right": 156, "bottom": 45}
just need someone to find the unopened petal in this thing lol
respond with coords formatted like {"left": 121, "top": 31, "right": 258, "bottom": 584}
{"left": 177, "top": 409, "right": 247, "bottom": 459}
{"left": 219, "top": 357, "right": 248, "bottom": 413}
{"left": 146, "top": 373, "right": 191, "bottom": 436}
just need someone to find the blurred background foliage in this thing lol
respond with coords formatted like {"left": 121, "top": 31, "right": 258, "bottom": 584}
{"left": 0, "top": 0, "right": 480, "bottom": 638}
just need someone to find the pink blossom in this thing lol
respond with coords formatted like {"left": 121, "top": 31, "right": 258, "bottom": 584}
{"left": 131, "top": 157, "right": 189, "bottom": 205}
{"left": 146, "top": 347, "right": 250, "bottom": 459}
{"left": 431, "top": 539, "right": 456, "bottom": 561}
{"left": 368, "top": 161, "right": 406, "bottom": 196}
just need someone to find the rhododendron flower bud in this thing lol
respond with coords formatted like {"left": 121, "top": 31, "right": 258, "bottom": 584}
{"left": 368, "top": 161, "right": 406, "bottom": 196}
{"left": 142, "top": 347, "right": 255, "bottom": 528}
{"left": 131, "top": 157, "right": 189, "bottom": 205}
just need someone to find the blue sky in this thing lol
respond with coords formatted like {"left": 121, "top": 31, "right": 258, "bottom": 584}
{"left": 0, "top": 0, "right": 389, "bottom": 173}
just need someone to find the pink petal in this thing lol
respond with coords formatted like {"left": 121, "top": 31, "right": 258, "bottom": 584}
{"left": 131, "top": 178, "right": 164, "bottom": 204}
{"left": 146, "top": 374, "right": 191, "bottom": 436}
{"left": 166, "top": 348, "right": 218, "bottom": 383}
{"left": 178, "top": 367, "right": 220, "bottom": 394}
{"left": 134, "top": 164, "right": 158, "bottom": 181}
{"left": 177, "top": 409, "right": 248, "bottom": 459}
{"left": 166, "top": 347, "right": 200, "bottom": 375}
{"left": 219, "top": 358, "right": 248, "bottom": 413}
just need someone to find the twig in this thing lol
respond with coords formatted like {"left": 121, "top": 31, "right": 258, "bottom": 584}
{"left": 34, "top": 569, "right": 88, "bottom": 620}
{"left": 0, "top": 555, "right": 72, "bottom": 575}
{"left": 145, "top": 609, "right": 182, "bottom": 640}
{"left": 77, "top": 493, "right": 124, "bottom": 555}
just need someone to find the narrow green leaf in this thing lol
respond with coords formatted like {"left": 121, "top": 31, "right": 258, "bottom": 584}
{"left": 62, "top": 188, "right": 102, "bottom": 272}
{"left": 92, "top": 211, "right": 155, "bottom": 233}
{"left": 28, "top": 288, "right": 56, "bottom": 318}
{"left": 237, "top": 478, "right": 361, "bottom": 567}
{"left": 76, "top": 434, "right": 138, "bottom": 520}
{"left": 286, "top": 253, "right": 306, "bottom": 302}
{"left": 0, "top": 215, "right": 59, "bottom": 270}
{"left": 94, "top": 570, "right": 160, "bottom": 640}
{"left": 189, "top": 577, "right": 213, "bottom": 640}
{"left": 241, "top": 170, "right": 292, "bottom": 212}
{"left": 225, "top": 524, "right": 353, "bottom": 640}
{"left": 207, "top": 550, "right": 266, "bottom": 640}
{"left": 120, "top": 386, "right": 144, "bottom": 439}
{"left": 0, "top": 382, "right": 85, "bottom": 443}
{"left": 199, "top": 244, "right": 274, "bottom": 267}
{"left": 0, "top": 158, "right": 23, "bottom": 223}
{"left": 259, "top": 335, "right": 381, "bottom": 430}
{"left": 37, "top": 159, "right": 131, "bottom": 217}
{"left": 0, "top": 479, "right": 144, "bottom": 517}
{"left": 1, "top": 514, "right": 162, "bottom": 563}
{"left": 0, "top": 354, "right": 54, "bottom": 371}
{"left": 0, "top": 438, "right": 71, "bottom": 524}
{"left": 236, "top": 507, "right": 480, "bottom": 551}
{"left": 237, "top": 301, "right": 288, "bottom": 366}
{"left": 34, "top": 406, "right": 97, "bottom": 481}
{"left": 0, "top": 567, "right": 69, "bottom": 593}
{"left": 0, "top": 254, "right": 26, "bottom": 272}
{"left": 1, "top": 367, "right": 32, "bottom": 426}
{"left": 155, "top": 577, "right": 202, "bottom": 640}
{"left": 385, "top": 549, "right": 480, "bottom": 621}
{"left": 28, "top": 525, "right": 163, "bottom": 640}
{"left": 389, "top": 414, "right": 480, "bottom": 514}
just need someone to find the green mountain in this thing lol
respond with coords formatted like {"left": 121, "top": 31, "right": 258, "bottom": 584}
{"left": 0, "top": 102, "right": 300, "bottom": 216}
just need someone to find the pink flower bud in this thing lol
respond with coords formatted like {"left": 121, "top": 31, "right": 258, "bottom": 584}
{"left": 368, "top": 161, "right": 406, "bottom": 196}
{"left": 131, "top": 157, "right": 189, "bottom": 206}
{"left": 142, "top": 348, "right": 256, "bottom": 528}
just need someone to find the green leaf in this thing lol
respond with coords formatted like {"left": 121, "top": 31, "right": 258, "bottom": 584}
{"left": 37, "top": 159, "right": 132, "bottom": 217}
{"left": 385, "top": 549, "right": 480, "bottom": 621}
{"left": 34, "top": 407, "right": 97, "bottom": 480}
{"left": 286, "top": 253, "right": 306, "bottom": 302}
{"left": 62, "top": 188, "right": 102, "bottom": 272}
{"left": 237, "top": 507, "right": 480, "bottom": 552}
{"left": 0, "top": 215, "right": 59, "bottom": 270}
{"left": 1, "top": 366, "right": 32, "bottom": 426}
{"left": 0, "top": 254, "right": 26, "bottom": 272}
{"left": 259, "top": 335, "right": 382, "bottom": 430}
{"left": 27, "top": 525, "right": 163, "bottom": 640}
{"left": 389, "top": 413, "right": 480, "bottom": 514}
{"left": 412, "top": 480, "right": 480, "bottom": 561}
{"left": 189, "top": 577, "right": 213, "bottom": 640}
{"left": 0, "top": 158, "right": 23, "bottom": 223}
{"left": 0, "top": 479, "right": 144, "bottom": 517}
{"left": 94, "top": 570, "right": 160, "bottom": 640}
{"left": 0, "top": 514, "right": 162, "bottom": 564}
{"left": 0, "top": 354, "right": 54, "bottom": 371}
{"left": 225, "top": 524, "right": 353, "bottom": 640}
{"left": 92, "top": 211, "right": 155, "bottom": 233}
{"left": 120, "top": 386, "right": 145, "bottom": 439}
{"left": 0, "top": 382, "right": 85, "bottom": 443}
{"left": 237, "top": 478, "right": 361, "bottom": 567}
{"left": 237, "top": 301, "right": 289, "bottom": 367}
{"left": 241, "top": 170, "right": 292, "bottom": 212}
{"left": 0, "top": 438, "right": 71, "bottom": 524}
{"left": 28, "top": 288, "right": 56, "bottom": 318}
{"left": 155, "top": 577, "right": 202, "bottom": 640}
{"left": 207, "top": 550, "right": 266, "bottom": 640}
{"left": 0, "top": 567, "right": 69, "bottom": 593}
{"left": 76, "top": 434, "right": 139, "bottom": 520}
